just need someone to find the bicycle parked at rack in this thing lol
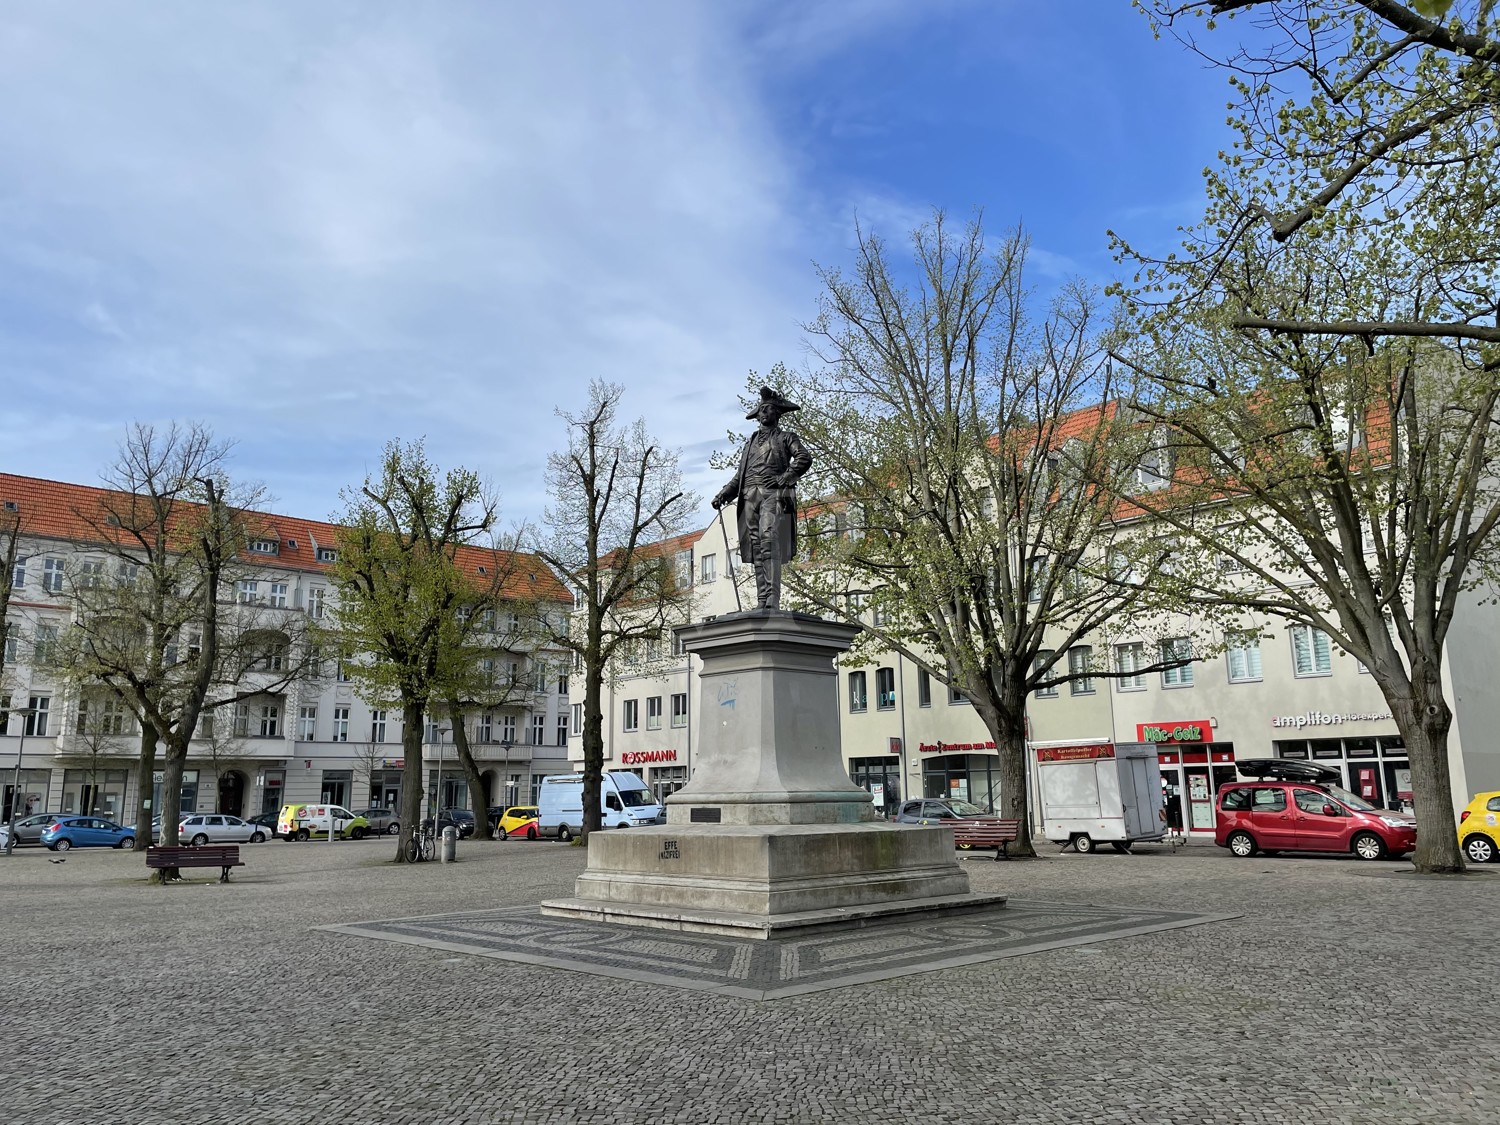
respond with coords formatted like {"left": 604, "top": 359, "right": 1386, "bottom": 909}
{"left": 404, "top": 822, "right": 436, "bottom": 863}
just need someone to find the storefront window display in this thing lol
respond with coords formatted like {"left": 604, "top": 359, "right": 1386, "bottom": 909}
{"left": 61, "top": 769, "right": 129, "bottom": 819}
{"left": 1155, "top": 744, "right": 1237, "bottom": 832}
{"left": 922, "top": 754, "right": 1000, "bottom": 813}
{"left": 849, "top": 756, "right": 901, "bottom": 817}
{"left": 650, "top": 765, "right": 688, "bottom": 805}
{"left": 1272, "top": 735, "right": 1410, "bottom": 811}
{"left": 3, "top": 769, "right": 53, "bottom": 821}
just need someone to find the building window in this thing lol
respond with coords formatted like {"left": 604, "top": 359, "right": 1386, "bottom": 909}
{"left": 1160, "top": 638, "right": 1194, "bottom": 687}
{"left": 876, "top": 667, "right": 896, "bottom": 710}
{"left": 77, "top": 559, "right": 105, "bottom": 589}
{"left": 233, "top": 704, "right": 250, "bottom": 737}
{"left": 237, "top": 579, "right": 259, "bottom": 604}
{"left": 78, "top": 694, "right": 129, "bottom": 735}
{"left": 675, "top": 548, "right": 693, "bottom": 587}
{"left": 10, "top": 560, "right": 24, "bottom": 589}
{"left": 3, "top": 623, "right": 17, "bottom": 664}
{"left": 1115, "top": 642, "right": 1146, "bottom": 691}
{"left": 316, "top": 547, "right": 338, "bottom": 563}
{"left": 258, "top": 704, "right": 280, "bottom": 738}
{"left": 918, "top": 669, "right": 932, "bottom": 708}
{"left": 298, "top": 706, "right": 317, "bottom": 741}
{"left": 556, "top": 714, "right": 568, "bottom": 746}
{"left": 33, "top": 623, "right": 60, "bottom": 666}
{"left": 476, "top": 712, "right": 493, "bottom": 743}
{"left": 671, "top": 693, "right": 687, "bottom": 728}
{"left": 949, "top": 684, "right": 967, "bottom": 705}
{"left": 371, "top": 710, "right": 387, "bottom": 743}
{"left": 41, "top": 557, "right": 65, "bottom": 593}
{"left": 531, "top": 714, "right": 545, "bottom": 745}
{"left": 199, "top": 708, "right": 215, "bottom": 739}
{"left": 700, "top": 554, "right": 716, "bottom": 584}
{"left": 1034, "top": 649, "right": 1058, "bottom": 697}
{"left": 501, "top": 714, "right": 517, "bottom": 744}
{"left": 647, "top": 696, "right": 663, "bottom": 730}
{"left": 248, "top": 539, "right": 278, "bottom": 555}
{"left": 1068, "top": 646, "right": 1094, "bottom": 695}
{"left": 1227, "top": 631, "right": 1262, "bottom": 683}
{"left": 623, "top": 699, "right": 639, "bottom": 732}
{"left": 332, "top": 706, "right": 349, "bottom": 742}
{"left": 337, "top": 662, "right": 352, "bottom": 683}
{"left": 115, "top": 561, "right": 139, "bottom": 587}
{"left": 571, "top": 703, "right": 583, "bottom": 735}
{"left": 848, "top": 670, "right": 868, "bottom": 713}
{"left": 1291, "top": 625, "right": 1333, "bottom": 676}
{"left": 269, "top": 582, "right": 288, "bottom": 608}
{"left": 557, "top": 667, "right": 569, "bottom": 695}
{"left": 307, "top": 587, "right": 326, "bottom": 620}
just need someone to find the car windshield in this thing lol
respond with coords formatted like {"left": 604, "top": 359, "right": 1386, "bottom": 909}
{"left": 618, "top": 790, "right": 657, "bottom": 808}
{"left": 1325, "top": 785, "right": 1379, "bottom": 812}
{"left": 947, "top": 800, "right": 988, "bottom": 816}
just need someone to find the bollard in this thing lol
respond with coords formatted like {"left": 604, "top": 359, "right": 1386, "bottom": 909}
{"left": 439, "top": 825, "right": 458, "bottom": 863}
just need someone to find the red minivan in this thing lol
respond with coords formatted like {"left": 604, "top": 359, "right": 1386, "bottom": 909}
{"left": 1216, "top": 761, "right": 1417, "bottom": 860}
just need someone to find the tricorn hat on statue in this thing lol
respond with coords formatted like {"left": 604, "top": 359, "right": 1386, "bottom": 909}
{"left": 746, "top": 385, "right": 801, "bottom": 419}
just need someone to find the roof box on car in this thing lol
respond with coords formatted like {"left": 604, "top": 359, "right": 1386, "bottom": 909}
{"left": 1235, "top": 758, "right": 1342, "bottom": 784}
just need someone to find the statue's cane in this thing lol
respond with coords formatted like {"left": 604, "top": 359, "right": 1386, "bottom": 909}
{"left": 716, "top": 504, "right": 743, "bottom": 612}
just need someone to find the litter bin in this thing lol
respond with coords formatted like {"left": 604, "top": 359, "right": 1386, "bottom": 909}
{"left": 440, "top": 825, "right": 458, "bottom": 863}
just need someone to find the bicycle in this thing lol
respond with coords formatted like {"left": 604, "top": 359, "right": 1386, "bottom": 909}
{"left": 403, "top": 822, "right": 436, "bottom": 863}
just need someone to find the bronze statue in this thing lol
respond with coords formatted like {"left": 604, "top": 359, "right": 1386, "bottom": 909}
{"left": 712, "top": 386, "right": 813, "bottom": 611}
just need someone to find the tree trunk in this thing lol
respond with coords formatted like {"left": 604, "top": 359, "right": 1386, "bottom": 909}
{"left": 152, "top": 735, "right": 189, "bottom": 882}
{"left": 581, "top": 657, "right": 604, "bottom": 842}
{"left": 990, "top": 699, "right": 1037, "bottom": 858}
{"left": 1394, "top": 684, "right": 1464, "bottom": 874}
{"left": 447, "top": 702, "right": 492, "bottom": 839}
{"left": 395, "top": 700, "right": 426, "bottom": 862}
{"left": 131, "top": 725, "right": 157, "bottom": 854}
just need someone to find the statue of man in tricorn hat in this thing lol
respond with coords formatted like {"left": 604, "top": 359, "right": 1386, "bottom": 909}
{"left": 711, "top": 386, "right": 814, "bottom": 611}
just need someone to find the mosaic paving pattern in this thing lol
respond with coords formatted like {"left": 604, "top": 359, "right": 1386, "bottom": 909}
{"left": 321, "top": 900, "right": 1235, "bottom": 1000}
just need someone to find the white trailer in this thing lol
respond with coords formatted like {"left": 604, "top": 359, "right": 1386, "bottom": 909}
{"left": 1032, "top": 741, "right": 1165, "bottom": 854}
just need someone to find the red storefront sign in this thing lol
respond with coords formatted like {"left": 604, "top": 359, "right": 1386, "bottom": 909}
{"left": 620, "top": 750, "right": 678, "bottom": 765}
{"left": 1136, "top": 720, "right": 1211, "bottom": 744}
{"left": 1035, "top": 744, "right": 1116, "bottom": 762}
{"left": 917, "top": 741, "right": 997, "bottom": 754}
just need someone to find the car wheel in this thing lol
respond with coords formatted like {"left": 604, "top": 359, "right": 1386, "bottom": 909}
{"left": 191, "top": 834, "right": 209, "bottom": 846}
{"left": 1072, "top": 833, "right": 1094, "bottom": 854}
{"left": 1462, "top": 834, "right": 1496, "bottom": 864}
{"left": 1227, "top": 831, "right": 1257, "bottom": 857}
{"left": 250, "top": 831, "right": 266, "bottom": 843}
{"left": 1352, "top": 831, "right": 1388, "bottom": 860}
{"left": 54, "top": 839, "right": 72, "bottom": 852}
{"left": 387, "top": 823, "right": 400, "bottom": 835}
{"left": 295, "top": 828, "right": 309, "bottom": 842}
{"left": 527, "top": 826, "right": 538, "bottom": 840}
{"left": 558, "top": 825, "right": 573, "bottom": 843}
{"left": 116, "top": 837, "right": 134, "bottom": 850}
{"left": 1110, "top": 841, "right": 1132, "bottom": 854}
{"left": 351, "top": 827, "right": 367, "bottom": 840}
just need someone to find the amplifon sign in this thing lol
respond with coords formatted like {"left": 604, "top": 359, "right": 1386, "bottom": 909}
{"left": 1136, "top": 721, "right": 1210, "bottom": 744}
{"left": 620, "top": 749, "right": 678, "bottom": 765}
{"left": 1271, "top": 710, "right": 1391, "bottom": 729}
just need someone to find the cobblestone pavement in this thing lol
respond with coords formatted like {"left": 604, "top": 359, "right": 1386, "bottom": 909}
{"left": 1, "top": 836, "right": 1494, "bottom": 1124}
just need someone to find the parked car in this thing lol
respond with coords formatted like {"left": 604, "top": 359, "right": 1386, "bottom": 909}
{"left": 41, "top": 816, "right": 136, "bottom": 851}
{"left": 247, "top": 812, "right": 282, "bottom": 839}
{"left": 177, "top": 813, "right": 268, "bottom": 845}
{"left": 1216, "top": 765, "right": 1417, "bottom": 860}
{"left": 422, "top": 808, "right": 477, "bottom": 839}
{"left": 1458, "top": 790, "right": 1500, "bottom": 864}
{"left": 891, "top": 798, "right": 993, "bottom": 825}
{"left": 5, "top": 811, "right": 66, "bottom": 847}
{"left": 490, "top": 805, "right": 540, "bottom": 840}
{"left": 356, "top": 807, "right": 401, "bottom": 835}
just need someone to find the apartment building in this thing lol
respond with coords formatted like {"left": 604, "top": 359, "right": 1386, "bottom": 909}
{"left": 579, "top": 516, "right": 1500, "bottom": 837}
{"left": 0, "top": 473, "right": 572, "bottom": 825}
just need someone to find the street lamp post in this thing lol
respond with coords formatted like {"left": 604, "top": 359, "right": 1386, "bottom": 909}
{"left": 4, "top": 706, "right": 36, "bottom": 858}
{"left": 432, "top": 726, "right": 450, "bottom": 829}
{"left": 500, "top": 734, "right": 514, "bottom": 813}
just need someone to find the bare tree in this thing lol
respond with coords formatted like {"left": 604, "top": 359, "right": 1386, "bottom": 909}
{"left": 533, "top": 381, "right": 697, "bottom": 841}
{"left": 771, "top": 214, "right": 1194, "bottom": 855}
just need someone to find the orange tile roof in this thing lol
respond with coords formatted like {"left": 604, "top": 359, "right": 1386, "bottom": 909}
{"left": 0, "top": 472, "right": 569, "bottom": 603}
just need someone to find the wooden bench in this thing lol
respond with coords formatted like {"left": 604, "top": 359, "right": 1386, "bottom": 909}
{"left": 941, "top": 818, "right": 1021, "bottom": 860}
{"left": 145, "top": 845, "right": 245, "bottom": 883}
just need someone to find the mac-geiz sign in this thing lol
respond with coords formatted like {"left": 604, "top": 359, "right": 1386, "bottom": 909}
{"left": 1271, "top": 710, "right": 1392, "bottom": 729}
{"left": 1136, "top": 721, "right": 1210, "bottom": 744}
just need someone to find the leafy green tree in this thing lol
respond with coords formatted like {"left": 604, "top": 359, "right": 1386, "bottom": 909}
{"left": 1120, "top": 0, "right": 1500, "bottom": 871}
{"left": 771, "top": 213, "right": 1191, "bottom": 855}
{"left": 533, "top": 381, "right": 696, "bottom": 841}
{"left": 326, "top": 440, "right": 499, "bottom": 862}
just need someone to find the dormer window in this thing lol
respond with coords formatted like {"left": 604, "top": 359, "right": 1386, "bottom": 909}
{"left": 285, "top": 538, "right": 298, "bottom": 550}
{"left": 1133, "top": 430, "right": 1174, "bottom": 492}
{"left": 316, "top": 547, "right": 338, "bottom": 563}
{"left": 248, "top": 539, "right": 279, "bottom": 555}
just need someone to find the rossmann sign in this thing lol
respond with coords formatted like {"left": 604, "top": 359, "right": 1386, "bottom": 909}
{"left": 620, "top": 750, "right": 678, "bottom": 765}
{"left": 1136, "top": 721, "right": 1210, "bottom": 744}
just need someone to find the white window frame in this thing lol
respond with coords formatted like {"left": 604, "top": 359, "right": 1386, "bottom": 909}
{"left": 1290, "top": 624, "right": 1333, "bottom": 677}
{"left": 41, "top": 557, "right": 65, "bottom": 593}
{"left": 269, "top": 582, "right": 288, "bottom": 608}
{"left": 646, "top": 696, "right": 663, "bottom": 730}
{"left": 237, "top": 579, "right": 259, "bottom": 604}
{"left": 848, "top": 670, "right": 868, "bottom": 713}
{"left": 298, "top": 705, "right": 317, "bottom": 741}
{"left": 623, "top": 699, "right": 639, "bottom": 732}
{"left": 1068, "top": 646, "right": 1094, "bottom": 695}
{"left": 1115, "top": 642, "right": 1146, "bottom": 691}
{"left": 332, "top": 706, "right": 349, "bottom": 742}
{"left": 700, "top": 553, "right": 716, "bottom": 584}
{"left": 1226, "top": 631, "right": 1263, "bottom": 683}
{"left": 671, "top": 693, "right": 688, "bottom": 728}
{"left": 1034, "top": 649, "right": 1058, "bottom": 698}
{"left": 1160, "top": 638, "right": 1194, "bottom": 688}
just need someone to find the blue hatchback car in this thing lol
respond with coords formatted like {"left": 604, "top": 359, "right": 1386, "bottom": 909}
{"left": 41, "top": 816, "right": 136, "bottom": 851}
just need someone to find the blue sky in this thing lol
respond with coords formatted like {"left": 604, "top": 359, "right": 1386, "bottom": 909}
{"left": 0, "top": 1, "right": 1234, "bottom": 530}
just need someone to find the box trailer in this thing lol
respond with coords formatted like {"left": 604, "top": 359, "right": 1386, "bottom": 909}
{"left": 1032, "top": 741, "right": 1165, "bottom": 854}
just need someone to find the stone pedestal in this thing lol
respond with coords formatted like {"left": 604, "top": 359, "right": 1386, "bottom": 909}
{"left": 541, "top": 611, "right": 1004, "bottom": 938}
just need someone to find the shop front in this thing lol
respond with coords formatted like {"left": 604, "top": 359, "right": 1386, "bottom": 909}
{"left": 849, "top": 749, "right": 902, "bottom": 817}
{"left": 1140, "top": 720, "right": 1236, "bottom": 835}
{"left": 621, "top": 749, "right": 687, "bottom": 805}
{"left": 917, "top": 741, "right": 1001, "bottom": 812}
{"left": 1269, "top": 728, "right": 1410, "bottom": 813}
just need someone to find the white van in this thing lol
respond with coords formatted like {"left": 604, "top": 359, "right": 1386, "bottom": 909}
{"left": 537, "top": 771, "right": 664, "bottom": 841}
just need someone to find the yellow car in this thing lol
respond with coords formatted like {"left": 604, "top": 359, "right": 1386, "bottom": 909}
{"left": 1458, "top": 791, "right": 1500, "bottom": 864}
{"left": 491, "top": 805, "right": 540, "bottom": 840}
